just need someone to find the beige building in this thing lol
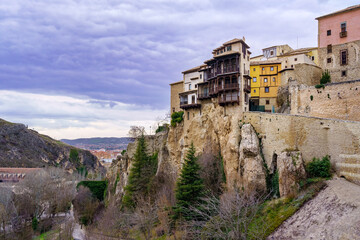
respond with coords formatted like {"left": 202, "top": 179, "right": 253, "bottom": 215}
{"left": 278, "top": 47, "right": 318, "bottom": 69}
{"left": 169, "top": 80, "right": 183, "bottom": 113}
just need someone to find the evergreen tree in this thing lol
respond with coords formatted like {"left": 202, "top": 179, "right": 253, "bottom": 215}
{"left": 122, "top": 135, "right": 158, "bottom": 209}
{"left": 173, "top": 143, "right": 204, "bottom": 220}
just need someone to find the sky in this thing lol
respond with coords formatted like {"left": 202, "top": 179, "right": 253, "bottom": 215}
{"left": 0, "top": 0, "right": 358, "bottom": 139}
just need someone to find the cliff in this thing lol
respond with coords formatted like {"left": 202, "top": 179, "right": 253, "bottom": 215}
{"left": 0, "top": 118, "right": 104, "bottom": 172}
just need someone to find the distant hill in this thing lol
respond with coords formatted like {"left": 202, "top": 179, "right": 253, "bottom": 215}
{"left": 0, "top": 118, "right": 104, "bottom": 172}
{"left": 61, "top": 137, "right": 134, "bottom": 150}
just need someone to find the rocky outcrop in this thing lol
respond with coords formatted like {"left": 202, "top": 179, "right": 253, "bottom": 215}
{"left": 0, "top": 118, "right": 104, "bottom": 172}
{"left": 239, "top": 124, "right": 267, "bottom": 193}
{"left": 277, "top": 151, "right": 306, "bottom": 197}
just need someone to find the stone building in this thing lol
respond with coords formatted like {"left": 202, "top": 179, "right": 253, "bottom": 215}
{"left": 316, "top": 4, "right": 360, "bottom": 82}
{"left": 278, "top": 47, "right": 319, "bottom": 68}
{"left": 169, "top": 80, "right": 183, "bottom": 113}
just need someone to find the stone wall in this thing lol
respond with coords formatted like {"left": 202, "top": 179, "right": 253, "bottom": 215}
{"left": 243, "top": 112, "right": 360, "bottom": 183}
{"left": 170, "top": 81, "right": 183, "bottom": 113}
{"left": 280, "top": 63, "right": 322, "bottom": 86}
{"left": 318, "top": 40, "right": 360, "bottom": 83}
{"left": 290, "top": 79, "right": 360, "bottom": 121}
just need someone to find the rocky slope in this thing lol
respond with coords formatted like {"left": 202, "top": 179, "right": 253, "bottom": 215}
{"left": 268, "top": 178, "right": 360, "bottom": 240}
{"left": 0, "top": 118, "right": 104, "bottom": 172}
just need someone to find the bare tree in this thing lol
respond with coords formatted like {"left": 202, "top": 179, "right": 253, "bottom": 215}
{"left": 0, "top": 185, "right": 16, "bottom": 238}
{"left": 189, "top": 191, "right": 269, "bottom": 240}
{"left": 133, "top": 197, "right": 158, "bottom": 240}
{"left": 57, "top": 218, "right": 75, "bottom": 240}
{"left": 73, "top": 186, "right": 100, "bottom": 227}
{"left": 128, "top": 126, "right": 146, "bottom": 138}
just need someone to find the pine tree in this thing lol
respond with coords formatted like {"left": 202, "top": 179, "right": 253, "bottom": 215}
{"left": 173, "top": 143, "right": 204, "bottom": 220}
{"left": 122, "top": 135, "right": 158, "bottom": 209}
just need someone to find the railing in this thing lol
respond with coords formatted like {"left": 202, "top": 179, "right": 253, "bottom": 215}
{"left": 218, "top": 83, "right": 239, "bottom": 91}
{"left": 180, "top": 100, "right": 188, "bottom": 106}
{"left": 243, "top": 83, "right": 251, "bottom": 92}
{"left": 340, "top": 31, "right": 347, "bottom": 38}
{"left": 243, "top": 69, "right": 250, "bottom": 75}
{"left": 198, "top": 92, "right": 210, "bottom": 99}
{"left": 218, "top": 92, "right": 239, "bottom": 104}
{"left": 205, "top": 66, "right": 240, "bottom": 81}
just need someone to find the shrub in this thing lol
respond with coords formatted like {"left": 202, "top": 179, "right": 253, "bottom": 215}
{"left": 156, "top": 123, "right": 169, "bottom": 133}
{"left": 320, "top": 70, "right": 331, "bottom": 84}
{"left": 306, "top": 155, "right": 331, "bottom": 178}
{"left": 171, "top": 111, "right": 184, "bottom": 127}
{"left": 315, "top": 84, "right": 324, "bottom": 89}
{"left": 310, "top": 95, "right": 313, "bottom": 101}
{"left": 77, "top": 181, "right": 108, "bottom": 201}
{"left": 32, "top": 217, "right": 38, "bottom": 231}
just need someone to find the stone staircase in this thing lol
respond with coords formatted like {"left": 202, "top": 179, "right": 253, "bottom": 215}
{"left": 336, "top": 154, "right": 360, "bottom": 184}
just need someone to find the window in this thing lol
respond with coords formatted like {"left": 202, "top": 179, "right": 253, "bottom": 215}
{"left": 264, "top": 78, "right": 268, "bottom": 83}
{"left": 187, "top": 111, "right": 190, "bottom": 120}
{"left": 327, "top": 44, "right": 332, "bottom": 53}
{"left": 192, "top": 95, "right": 195, "bottom": 104}
{"left": 227, "top": 46, "right": 232, "bottom": 51}
{"left": 266, "top": 100, "right": 270, "bottom": 104}
{"left": 254, "top": 89, "right": 256, "bottom": 93}
{"left": 311, "top": 56, "right": 315, "bottom": 61}
{"left": 294, "top": 58, "right": 297, "bottom": 61}
{"left": 270, "top": 67, "right": 274, "bottom": 71}
{"left": 270, "top": 50, "right": 274, "bottom": 56}
{"left": 341, "top": 70, "right": 347, "bottom": 77}
{"left": 265, "top": 87, "right": 269, "bottom": 93}
{"left": 341, "top": 50, "right": 348, "bottom": 65}
{"left": 262, "top": 67, "right": 265, "bottom": 71}
{"left": 341, "top": 22, "right": 347, "bottom": 32}
{"left": 291, "top": 65, "right": 293, "bottom": 68}
{"left": 327, "top": 30, "right": 331, "bottom": 36}
{"left": 189, "top": 84, "right": 191, "bottom": 90}
{"left": 172, "top": 107, "right": 175, "bottom": 113}
{"left": 327, "top": 58, "right": 332, "bottom": 63}
{"left": 285, "top": 66, "right": 287, "bottom": 68}
{"left": 200, "top": 74, "right": 202, "bottom": 79}
{"left": 273, "top": 77, "right": 276, "bottom": 82}
{"left": 253, "top": 68, "right": 256, "bottom": 71}
{"left": 253, "top": 77, "right": 257, "bottom": 82}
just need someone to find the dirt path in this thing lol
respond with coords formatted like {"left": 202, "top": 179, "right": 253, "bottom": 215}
{"left": 268, "top": 178, "right": 360, "bottom": 240}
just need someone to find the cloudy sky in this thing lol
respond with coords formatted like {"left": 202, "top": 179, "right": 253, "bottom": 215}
{"left": 0, "top": 0, "right": 357, "bottom": 139}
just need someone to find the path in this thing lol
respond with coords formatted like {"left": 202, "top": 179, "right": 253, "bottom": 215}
{"left": 69, "top": 205, "right": 86, "bottom": 240}
{"left": 268, "top": 178, "right": 360, "bottom": 240}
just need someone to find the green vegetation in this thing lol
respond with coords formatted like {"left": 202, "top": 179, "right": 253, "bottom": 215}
{"left": 171, "top": 111, "right": 184, "bottom": 127}
{"left": 122, "top": 135, "right": 158, "bottom": 208}
{"left": 315, "top": 84, "right": 325, "bottom": 89}
{"left": 69, "top": 148, "right": 80, "bottom": 164}
{"left": 156, "top": 123, "right": 169, "bottom": 133}
{"left": 121, "top": 149, "right": 126, "bottom": 155}
{"left": 306, "top": 155, "right": 331, "bottom": 178}
{"left": 32, "top": 217, "right": 39, "bottom": 231}
{"left": 77, "top": 181, "right": 108, "bottom": 201}
{"left": 113, "top": 173, "right": 120, "bottom": 194}
{"left": 310, "top": 95, "right": 313, "bottom": 101}
{"left": 173, "top": 143, "right": 204, "bottom": 220}
{"left": 320, "top": 69, "right": 331, "bottom": 84}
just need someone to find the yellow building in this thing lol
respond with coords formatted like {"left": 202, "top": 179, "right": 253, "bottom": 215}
{"left": 250, "top": 60, "right": 282, "bottom": 112}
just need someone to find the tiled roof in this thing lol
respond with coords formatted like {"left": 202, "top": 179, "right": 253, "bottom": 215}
{"left": 250, "top": 59, "right": 282, "bottom": 66}
{"left": 212, "top": 38, "right": 250, "bottom": 53}
{"left": 316, "top": 4, "right": 360, "bottom": 20}
{"left": 0, "top": 168, "right": 41, "bottom": 174}
{"left": 279, "top": 47, "right": 317, "bottom": 57}
{"left": 182, "top": 64, "right": 207, "bottom": 74}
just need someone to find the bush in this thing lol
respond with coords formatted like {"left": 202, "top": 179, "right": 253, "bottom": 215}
{"left": 315, "top": 84, "right": 324, "bottom": 89}
{"left": 32, "top": 217, "right": 38, "bottom": 231}
{"left": 156, "top": 124, "right": 169, "bottom": 133}
{"left": 320, "top": 70, "right": 331, "bottom": 84}
{"left": 171, "top": 111, "right": 184, "bottom": 127}
{"left": 310, "top": 95, "right": 313, "bottom": 101}
{"left": 306, "top": 155, "right": 331, "bottom": 178}
{"left": 77, "top": 181, "right": 108, "bottom": 201}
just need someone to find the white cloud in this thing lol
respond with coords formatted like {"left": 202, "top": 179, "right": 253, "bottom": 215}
{"left": 0, "top": 90, "right": 167, "bottom": 139}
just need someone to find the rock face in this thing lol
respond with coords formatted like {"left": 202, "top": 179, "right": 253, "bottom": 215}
{"left": 277, "top": 151, "right": 306, "bottom": 197}
{"left": 0, "top": 118, "right": 104, "bottom": 172}
{"left": 239, "top": 124, "right": 267, "bottom": 193}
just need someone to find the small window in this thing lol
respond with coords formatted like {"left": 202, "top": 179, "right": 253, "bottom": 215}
{"left": 264, "top": 78, "right": 268, "bottom": 83}
{"left": 270, "top": 50, "right": 274, "bottom": 56}
{"left": 187, "top": 111, "right": 190, "bottom": 120}
{"left": 266, "top": 100, "right": 270, "bottom": 104}
{"left": 291, "top": 65, "right": 293, "bottom": 68}
{"left": 265, "top": 87, "right": 269, "bottom": 93}
{"left": 189, "top": 84, "right": 191, "bottom": 90}
{"left": 270, "top": 67, "right": 274, "bottom": 71}
{"left": 341, "top": 70, "right": 347, "bottom": 77}
{"left": 253, "top": 77, "right": 257, "bottom": 82}
{"left": 341, "top": 22, "right": 346, "bottom": 32}
{"left": 327, "top": 30, "right": 331, "bottom": 36}
{"left": 200, "top": 74, "right": 202, "bottom": 79}
{"left": 327, "top": 58, "right": 332, "bottom": 63}
{"left": 341, "top": 50, "right": 348, "bottom": 65}
{"left": 327, "top": 44, "right": 332, "bottom": 53}
{"left": 253, "top": 68, "right": 256, "bottom": 71}
{"left": 262, "top": 67, "right": 264, "bottom": 71}
{"left": 254, "top": 89, "right": 256, "bottom": 93}
{"left": 294, "top": 58, "right": 297, "bottom": 61}
{"left": 285, "top": 66, "right": 287, "bottom": 68}
{"left": 172, "top": 107, "right": 175, "bottom": 113}
{"left": 227, "top": 46, "right": 232, "bottom": 51}
{"left": 311, "top": 56, "right": 315, "bottom": 61}
{"left": 273, "top": 77, "right": 276, "bottom": 82}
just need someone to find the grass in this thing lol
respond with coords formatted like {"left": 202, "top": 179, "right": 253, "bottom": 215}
{"left": 249, "top": 180, "right": 326, "bottom": 239}
{"left": 33, "top": 229, "right": 60, "bottom": 240}
{"left": 0, "top": 118, "right": 15, "bottom": 126}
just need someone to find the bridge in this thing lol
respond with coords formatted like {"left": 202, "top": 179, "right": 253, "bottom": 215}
{"left": 0, "top": 168, "right": 41, "bottom": 182}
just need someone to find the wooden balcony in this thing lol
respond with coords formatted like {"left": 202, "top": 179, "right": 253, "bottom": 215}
{"left": 218, "top": 92, "right": 239, "bottom": 106}
{"left": 198, "top": 92, "right": 211, "bottom": 100}
{"left": 205, "top": 65, "right": 240, "bottom": 81}
{"left": 243, "top": 82, "right": 251, "bottom": 93}
{"left": 180, "top": 101, "right": 201, "bottom": 110}
{"left": 218, "top": 83, "right": 239, "bottom": 92}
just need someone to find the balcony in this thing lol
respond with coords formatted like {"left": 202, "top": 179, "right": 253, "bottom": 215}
{"left": 218, "top": 83, "right": 239, "bottom": 91}
{"left": 243, "top": 69, "right": 251, "bottom": 78}
{"left": 205, "top": 65, "right": 240, "bottom": 81}
{"left": 243, "top": 82, "right": 251, "bottom": 93}
{"left": 198, "top": 92, "right": 211, "bottom": 100}
{"left": 340, "top": 31, "right": 347, "bottom": 38}
{"left": 180, "top": 100, "right": 201, "bottom": 110}
{"left": 218, "top": 92, "right": 239, "bottom": 106}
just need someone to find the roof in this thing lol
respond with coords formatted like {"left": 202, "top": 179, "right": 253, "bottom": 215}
{"left": 262, "top": 44, "right": 292, "bottom": 50}
{"left": 316, "top": 4, "right": 360, "bottom": 20}
{"left": 212, "top": 37, "right": 250, "bottom": 53}
{"left": 279, "top": 47, "right": 317, "bottom": 57}
{"left": 179, "top": 89, "right": 197, "bottom": 95}
{"left": 0, "top": 168, "right": 42, "bottom": 174}
{"left": 182, "top": 64, "right": 207, "bottom": 74}
{"left": 169, "top": 80, "right": 184, "bottom": 86}
{"left": 250, "top": 59, "right": 282, "bottom": 66}
{"left": 250, "top": 54, "right": 264, "bottom": 59}
{"left": 214, "top": 50, "right": 241, "bottom": 58}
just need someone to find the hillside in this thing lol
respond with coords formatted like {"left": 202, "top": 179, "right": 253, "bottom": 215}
{"left": 61, "top": 137, "right": 134, "bottom": 150}
{"left": 0, "top": 118, "right": 104, "bottom": 172}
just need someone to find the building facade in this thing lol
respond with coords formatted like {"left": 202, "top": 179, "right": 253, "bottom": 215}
{"left": 169, "top": 80, "right": 184, "bottom": 113}
{"left": 316, "top": 5, "right": 360, "bottom": 82}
